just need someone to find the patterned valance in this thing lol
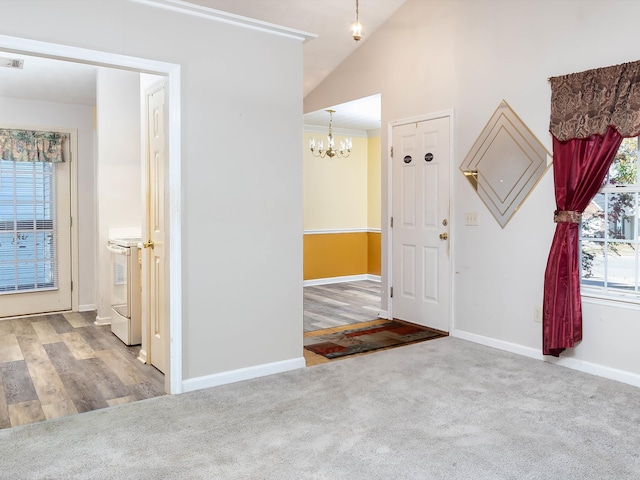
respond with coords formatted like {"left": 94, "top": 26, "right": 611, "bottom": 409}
{"left": 549, "top": 60, "right": 640, "bottom": 142}
{"left": 0, "top": 129, "right": 69, "bottom": 163}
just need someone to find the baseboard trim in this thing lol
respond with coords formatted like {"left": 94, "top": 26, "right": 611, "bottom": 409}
{"left": 304, "top": 228, "right": 370, "bottom": 235}
{"left": 181, "top": 357, "right": 306, "bottom": 393}
{"left": 79, "top": 304, "right": 97, "bottom": 312}
{"left": 304, "top": 274, "right": 380, "bottom": 286}
{"left": 137, "top": 349, "right": 148, "bottom": 364}
{"left": 94, "top": 315, "right": 111, "bottom": 326}
{"left": 450, "top": 329, "right": 540, "bottom": 360}
{"left": 450, "top": 329, "right": 640, "bottom": 388}
{"left": 378, "top": 310, "right": 390, "bottom": 319}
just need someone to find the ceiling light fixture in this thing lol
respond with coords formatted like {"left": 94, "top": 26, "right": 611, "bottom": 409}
{"left": 351, "top": 0, "right": 363, "bottom": 41}
{"left": 309, "top": 110, "right": 352, "bottom": 159}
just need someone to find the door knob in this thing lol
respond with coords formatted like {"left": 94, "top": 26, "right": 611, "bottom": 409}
{"left": 439, "top": 232, "right": 448, "bottom": 240}
{"left": 142, "top": 240, "right": 155, "bottom": 249}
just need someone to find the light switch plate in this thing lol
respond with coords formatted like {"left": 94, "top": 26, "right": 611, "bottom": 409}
{"left": 465, "top": 212, "right": 479, "bottom": 226}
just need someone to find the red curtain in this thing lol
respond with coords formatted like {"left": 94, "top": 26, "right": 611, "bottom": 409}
{"left": 542, "top": 127, "right": 623, "bottom": 356}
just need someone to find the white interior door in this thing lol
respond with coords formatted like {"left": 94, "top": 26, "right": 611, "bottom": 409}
{"left": 142, "top": 83, "right": 167, "bottom": 373}
{"left": 0, "top": 131, "right": 73, "bottom": 317}
{"left": 392, "top": 116, "right": 450, "bottom": 331}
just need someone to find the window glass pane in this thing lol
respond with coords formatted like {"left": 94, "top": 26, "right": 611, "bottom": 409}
{"left": 35, "top": 202, "right": 53, "bottom": 220}
{"left": 0, "top": 263, "right": 15, "bottom": 291}
{"left": 36, "top": 261, "right": 54, "bottom": 286}
{"left": 605, "top": 137, "right": 638, "bottom": 186}
{"left": 0, "top": 159, "right": 57, "bottom": 294}
{"left": 606, "top": 192, "right": 637, "bottom": 240}
{"left": 15, "top": 204, "right": 34, "bottom": 220}
{"left": 0, "top": 207, "right": 13, "bottom": 227}
{"left": 583, "top": 192, "right": 606, "bottom": 239}
{"left": 35, "top": 232, "right": 53, "bottom": 260}
{"left": 582, "top": 240, "right": 605, "bottom": 284}
{"left": 0, "top": 233, "right": 14, "bottom": 261}
{"left": 17, "top": 261, "right": 36, "bottom": 290}
{"left": 15, "top": 232, "right": 35, "bottom": 260}
{"left": 606, "top": 242, "right": 637, "bottom": 290}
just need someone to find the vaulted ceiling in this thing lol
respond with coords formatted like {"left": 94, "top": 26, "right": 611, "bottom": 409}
{"left": 0, "top": 0, "right": 406, "bottom": 129}
{"left": 184, "top": 0, "right": 407, "bottom": 96}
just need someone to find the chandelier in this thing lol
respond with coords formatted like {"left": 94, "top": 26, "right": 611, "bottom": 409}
{"left": 309, "top": 110, "right": 352, "bottom": 159}
{"left": 351, "top": 0, "right": 363, "bottom": 41}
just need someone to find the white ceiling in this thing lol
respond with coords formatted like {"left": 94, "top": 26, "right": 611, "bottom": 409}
{"left": 304, "top": 94, "right": 381, "bottom": 132}
{"left": 0, "top": 0, "right": 402, "bottom": 128}
{"left": 0, "top": 52, "right": 97, "bottom": 106}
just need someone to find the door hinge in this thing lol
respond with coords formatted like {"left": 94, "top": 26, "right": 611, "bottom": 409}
{"left": 390, "top": 217, "right": 394, "bottom": 228}
{"left": 390, "top": 286, "right": 393, "bottom": 298}
{"left": 70, "top": 216, "right": 73, "bottom": 227}
{"left": 390, "top": 146, "right": 394, "bottom": 158}
{"left": 71, "top": 281, "right": 73, "bottom": 292}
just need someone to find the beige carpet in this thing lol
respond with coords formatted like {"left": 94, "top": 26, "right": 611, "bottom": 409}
{"left": 1, "top": 337, "right": 640, "bottom": 479}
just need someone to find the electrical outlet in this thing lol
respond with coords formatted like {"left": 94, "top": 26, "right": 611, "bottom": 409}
{"left": 534, "top": 306, "right": 542, "bottom": 323}
{"left": 465, "top": 211, "right": 479, "bottom": 226}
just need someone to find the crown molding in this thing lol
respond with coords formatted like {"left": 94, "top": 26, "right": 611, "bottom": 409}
{"left": 130, "top": 0, "right": 317, "bottom": 42}
{"left": 304, "top": 124, "right": 369, "bottom": 138}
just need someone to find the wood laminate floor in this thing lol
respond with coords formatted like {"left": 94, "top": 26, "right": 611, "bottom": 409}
{"left": 0, "top": 311, "right": 165, "bottom": 429}
{"left": 0, "top": 283, "right": 381, "bottom": 427}
{"left": 303, "top": 280, "right": 381, "bottom": 333}
{"left": 303, "top": 280, "right": 382, "bottom": 366}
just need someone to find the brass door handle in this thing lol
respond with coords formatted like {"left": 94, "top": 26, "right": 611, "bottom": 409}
{"left": 439, "top": 232, "right": 448, "bottom": 240}
{"left": 142, "top": 240, "right": 155, "bottom": 249}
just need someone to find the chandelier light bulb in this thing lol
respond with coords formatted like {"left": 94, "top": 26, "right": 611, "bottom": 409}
{"left": 351, "top": 0, "right": 362, "bottom": 41}
{"left": 351, "top": 21, "right": 362, "bottom": 41}
{"left": 309, "top": 109, "right": 352, "bottom": 159}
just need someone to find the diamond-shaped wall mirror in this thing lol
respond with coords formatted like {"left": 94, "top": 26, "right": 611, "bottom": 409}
{"left": 460, "top": 100, "right": 552, "bottom": 228}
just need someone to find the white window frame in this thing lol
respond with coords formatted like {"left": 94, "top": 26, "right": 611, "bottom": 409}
{"left": 580, "top": 137, "right": 640, "bottom": 306}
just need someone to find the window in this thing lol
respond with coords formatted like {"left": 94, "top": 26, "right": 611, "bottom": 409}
{"left": 0, "top": 159, "right": 57, "bottom": 293}
{"left": 580, "top": 137, "right": 640, "bottom": 298}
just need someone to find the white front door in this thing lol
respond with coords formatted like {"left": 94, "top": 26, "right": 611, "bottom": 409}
{"left": 392, "top": 116, "right": 450, "bottom": 331}
{"left": 0, "top": 132, "right": 73, "bottom": 317}
{"left": 142, "top": 82, "right": 167, "bottom": 373}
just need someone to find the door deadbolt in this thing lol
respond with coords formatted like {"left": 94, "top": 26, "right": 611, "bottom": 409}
{"left": 439, "top": 232, "right": 448, "bottom": 240}
{"left": 442, "top": 219, "right": 448, "bottom": 226}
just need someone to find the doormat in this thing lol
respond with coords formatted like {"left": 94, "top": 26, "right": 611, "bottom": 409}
{"left": 304, "top": 320, "right": 447, "bottom": 360}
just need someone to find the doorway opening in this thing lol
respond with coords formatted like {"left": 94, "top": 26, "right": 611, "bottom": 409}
{"left": 302, "top": 94, "right": 383, "bottom": 364}
{"left": 0, "top": 34, "right": 182, "bottom": 428}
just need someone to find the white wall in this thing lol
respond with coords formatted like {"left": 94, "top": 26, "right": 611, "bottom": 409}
{"left": 0, "top": 96, "right": 95, "bottom": 309}
{"left": 0, "top": 0, "right": 305, "bottom": 384}
{"left": 305, "top": 0, "right": 640, "bottom": 383}
{"left": 95, "top": 68, "right": 143, "bottom": 321}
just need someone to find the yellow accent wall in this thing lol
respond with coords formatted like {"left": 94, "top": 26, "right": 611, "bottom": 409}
{"left": 303, "top": 231, "right": 381, "bottom": 280}
{"left": 303, "top": 130, "right": 381, "bottom": 280}
{"left": 304, "top": 232, "right": 368, "bottom": 280}
{"left": 367, "top": 231, "right": 381, "bottom": 276}
{"left": 367, "top": 136, "right": 381, "bottom": 229}
{"left": 303, "top": 131, "right": 369, "bottom": 230}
